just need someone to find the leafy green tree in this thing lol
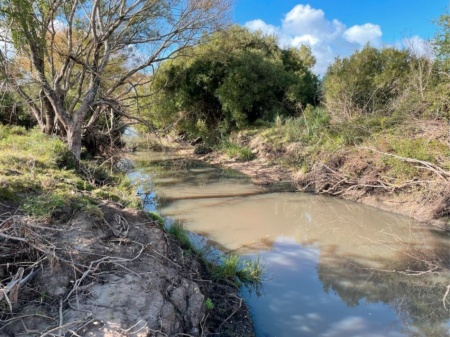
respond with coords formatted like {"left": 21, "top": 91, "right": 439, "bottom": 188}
{"left": 146, "top": 25, "right": 319, "bottom": 141}
{"left": 322, "top": 45, "right": 411, "bottom": 120}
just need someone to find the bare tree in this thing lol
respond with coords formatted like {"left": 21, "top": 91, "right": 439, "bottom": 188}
{"left": 0, "top": 0, "right": 230, "bottom": 162}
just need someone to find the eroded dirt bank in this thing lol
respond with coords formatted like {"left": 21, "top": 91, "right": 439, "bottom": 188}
{"left": 185, "top": 131, "right": 450, "bottom": 230}
{"left": 0, "top": 201, "right": 255, "bottom": 337}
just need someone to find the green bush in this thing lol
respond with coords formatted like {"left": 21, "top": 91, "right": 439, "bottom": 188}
{"left": 144, "top": 25, "right": 318, "bottom": 142}
{"left": 323, "top": 45, "right": 412, "bottom": 120}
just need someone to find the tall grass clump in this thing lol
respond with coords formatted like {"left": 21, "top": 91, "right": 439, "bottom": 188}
{"left": 162, "top": 219, "right": 265, "bottom": 287}
{"left": 222, "top": 142, "right": 255, "bottom": 161}
{"left": 212, "top": 254, "right": 264, "bottom": 286}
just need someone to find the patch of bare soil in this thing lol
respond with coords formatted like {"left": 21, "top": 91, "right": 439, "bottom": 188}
{"left": 0, "top": 203, "right": 254, "bottom": 337}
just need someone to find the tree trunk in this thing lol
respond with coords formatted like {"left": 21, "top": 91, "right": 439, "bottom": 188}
{"left": 43, "top": 94, "right": 56, "bottom": 135}
{"left": 67, "top": 123, "right": 82, "bottom": 168}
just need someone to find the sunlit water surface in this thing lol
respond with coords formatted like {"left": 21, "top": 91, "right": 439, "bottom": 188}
{"left": 131, "top": 153, "right": 450, "bottom": 337}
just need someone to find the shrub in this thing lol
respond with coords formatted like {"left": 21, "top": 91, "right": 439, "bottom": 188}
{"left": 144, "top": 25, "right": 318, "bottom": 142}
{"left": 323, "top": 45, "right": 412, "bottom": 120}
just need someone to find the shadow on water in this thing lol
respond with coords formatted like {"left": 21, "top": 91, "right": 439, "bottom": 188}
{"left": 130, "top": 151, "right": 450, "bottom": 337}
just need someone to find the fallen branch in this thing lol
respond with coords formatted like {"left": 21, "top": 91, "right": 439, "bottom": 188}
{"left": 0, "top": 267, "right": 40, "bottom": 311}
{"left": 360, "top": 147, "right": 450, "bottom": 181}
{"left": 65, "top": 242, "right": 146, "bottom": 301}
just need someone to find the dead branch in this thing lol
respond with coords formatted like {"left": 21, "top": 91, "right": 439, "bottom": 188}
{"left": 360, "top": 146, "right": 450, "bottom": 181}
{"left": 65, "top": 242, "right": 146, "bottom": 301}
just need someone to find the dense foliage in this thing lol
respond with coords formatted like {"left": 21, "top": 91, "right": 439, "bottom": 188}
{"left": 322, "top": 19, "right": 450, "bottom": 122}
{"left": 322, "top": 46, "right": 412, "bottom": 120}
{"left": 146, "top": 25, "right": 319, "bottom": 141}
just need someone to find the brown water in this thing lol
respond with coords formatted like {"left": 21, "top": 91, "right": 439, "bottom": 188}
{"left": 133, "top": 154, "right": 450, "bottom": 337}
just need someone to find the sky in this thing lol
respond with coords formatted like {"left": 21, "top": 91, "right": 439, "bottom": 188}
{"left": 233, "top": 1, "right": 450, "bottom": 74}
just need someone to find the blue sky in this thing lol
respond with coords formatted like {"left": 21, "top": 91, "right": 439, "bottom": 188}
{"left": 233, "top": 1, "right": 450, "bottom": 74}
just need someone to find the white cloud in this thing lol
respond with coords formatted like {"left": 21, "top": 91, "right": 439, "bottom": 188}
{"left": 283, "top": 5, "right": 332, "bottom": 38}
{"left": 244, "top": 4, "right": 384, "bottom": 75}
{"left": 292, "top": 34, "right": 320, "bottom": 47}
{"left": 245, "top": 19, "right": 279, "bottom": 36}
{"left": 343, "top": 23, "right": 382, "bottom": 46}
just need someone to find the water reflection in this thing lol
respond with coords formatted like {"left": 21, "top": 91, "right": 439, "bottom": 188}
{"left": 134, "top": 154, "right": 450, "bottom": 337}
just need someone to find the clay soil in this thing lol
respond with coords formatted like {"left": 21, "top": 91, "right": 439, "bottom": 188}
{"left": 0, "top": 201, "right": 255, "bottom": 337}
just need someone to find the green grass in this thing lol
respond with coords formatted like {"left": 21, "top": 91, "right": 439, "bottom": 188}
{"left": 166, "top": 222, "right": 191, "bottom": 248}
{"left": 222, "top": 142, "right": 255, "bottom": 161}
{"left": 212, "top": 254, "right": 265, "bottom": 286}
{"left": 0, "top": 126, "right": 140, "bottom": 217}
{"left": 147, "top": 211, "right": 165, "bottom": 226}
{"left": 213, "top": 254, "right": 240, "bottom": 279}
{"left": 162, "top": 219, "right": 265, "bottom": 287}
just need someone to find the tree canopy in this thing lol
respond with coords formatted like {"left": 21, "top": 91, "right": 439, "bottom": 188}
{"left": 0, "top": 0, "right": 229, "bottom": 161}
{"left": 145, "top": 25, "right": 319, "bottom": 141}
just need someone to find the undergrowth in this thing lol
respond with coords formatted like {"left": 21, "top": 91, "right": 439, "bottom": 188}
{"left": 0, "top": 126, "right": 140, "bottom": 218}
{"left": 256, "top": 106, "right": 449, "bottom": 184}
{"left": 221, "top": 141, "right": 255, "bottom": 161}
{"left": 164, "top": 222, "right": 264, "bottom": 287}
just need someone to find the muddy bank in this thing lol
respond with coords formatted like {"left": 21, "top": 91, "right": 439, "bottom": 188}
{"left": 185, "top": 137, "right": 450, "bottom": 230}
{"left": 0, "top": 201, "right": 255, "bottom": 337}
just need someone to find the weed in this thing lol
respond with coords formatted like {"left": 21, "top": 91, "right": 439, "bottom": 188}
{"left": 204, "top": 297, "right": 215, "bottom": 310}
{"left": 222, "top": 142, "right": 255, "bottom": 161}
{"left": 213, "top": 254, "right": 240, "bottom": 279}
{"left": 240, "top": 256, "right": 265, "bottom": 284}
{"left": 212, "top": 254, "right": 264, "bottom": 286}
{"left": 274, "top": 114, "right": 285, "bottom": 127}
{"left": 147, "top": 211, "right": 165, "bottom": 226}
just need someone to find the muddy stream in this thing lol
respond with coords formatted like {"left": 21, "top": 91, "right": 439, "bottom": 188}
{"left": 131, "top": 152, "right": 450, "bottom": 337}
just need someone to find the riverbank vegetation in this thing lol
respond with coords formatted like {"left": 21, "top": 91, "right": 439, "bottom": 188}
{"left": 0, "top": 125, "right": 258, "bottom": 336}
{"left": 0, "top": 125, "right": 139, "bottom": 215}
{"left": 1, "top": 1, "right": 450, "bottom": 334}
{"left": 141, "top": 17, "right": 450, "bottom": 226}
{"left": 144, "top": 25, "right": 318, "bottom": 142}
{"left": 165, "top": 222, "right": 264, "bottom": 287}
